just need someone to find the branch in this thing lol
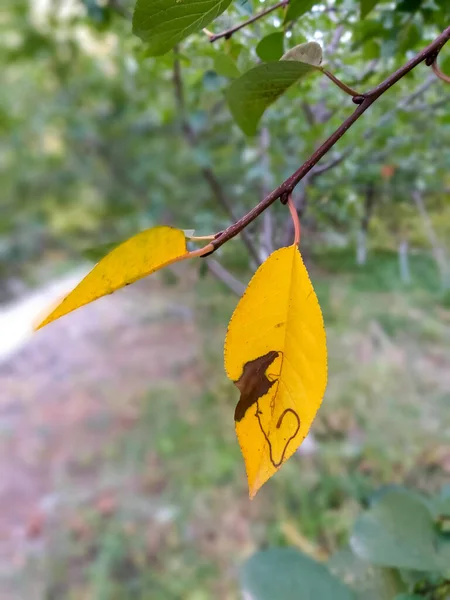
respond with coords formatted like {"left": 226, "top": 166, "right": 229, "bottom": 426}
{"left": 206, "top": 259, "right": 246, "bottom": 295}
{"left": 208, "top": 0, "right": 288, "bottom": 43}
{"left": 207, "top": 26, "right": 450, "bottom": 254}
{"left": 403, "top": 95, "right": 450, "bottom": 111}
{"left": 172, "top": 51, "right": 261, "bottom": 265}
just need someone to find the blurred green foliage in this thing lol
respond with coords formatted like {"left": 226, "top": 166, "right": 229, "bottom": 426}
{"left": 1, "top": 0, "right": 449, "bottom": 297}
{"left": 1, "top": 1, "right": 450, "bottom": 598}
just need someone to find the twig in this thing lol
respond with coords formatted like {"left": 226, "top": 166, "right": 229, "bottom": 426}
{"left": 206, "top": 26, "right": 450, "bottom": 254}
{"left": 208, "top": 0, "right": 289, "bottom": 43}
{"left": 206, "top": 259, "right": 246, "bottom": 295}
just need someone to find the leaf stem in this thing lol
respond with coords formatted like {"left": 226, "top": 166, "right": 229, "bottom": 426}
{"left": 209, "top": 0, "right": 289, "bottom": 43}
{"left": 188, "top": 234, "right": 216, "bottom": 241}
{"left": 287, "top": 196, "right": 300, "bottom": 246}
{"left": 432, "top": 58, "right": 450, "bottom": 83}
{"left": 208, "top": 25, "right": 450, "bottom": 254}
{"left": 188, "top": 243, "right": 215, "bottom": 258}
{"left": 322, "top": 68, "right": 361, "bottom": 97}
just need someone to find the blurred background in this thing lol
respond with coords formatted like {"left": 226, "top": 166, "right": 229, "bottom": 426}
{"left": 0, "top": 0, "right": 449, "bottom": 598}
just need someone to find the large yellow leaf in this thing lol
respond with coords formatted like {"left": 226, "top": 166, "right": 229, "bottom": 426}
{"left": 35, "top": 226, "right": 189, "bottom": 330}
{"left": 224, "top": 245, "right": 327, "bottom": 498}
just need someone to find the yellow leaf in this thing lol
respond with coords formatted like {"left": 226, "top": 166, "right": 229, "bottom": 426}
{"left": 224, "top": 245, "right": 327, "bottom": 498}
{"left": 35, "top": 226, "right": 189, "bottom": 330}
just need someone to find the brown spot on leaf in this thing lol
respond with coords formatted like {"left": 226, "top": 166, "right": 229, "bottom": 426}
{"left": 234, "top": 350, "right": 279, "bottom": 422}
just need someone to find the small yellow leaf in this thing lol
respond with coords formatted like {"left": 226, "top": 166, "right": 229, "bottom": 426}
{"left": 35, "top": 226, "right": 188, "bottom": 330}
{"left": 224, "top": 245, "right": 327, "bottom": 498}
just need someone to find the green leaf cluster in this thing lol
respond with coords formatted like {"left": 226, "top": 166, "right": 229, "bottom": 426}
{"left": 241, "top": 487, "right": 450, "bottom": 599}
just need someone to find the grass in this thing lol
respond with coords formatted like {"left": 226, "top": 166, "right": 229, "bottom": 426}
{"left": 24, "top": 248, "right": 450, "bottom": 599}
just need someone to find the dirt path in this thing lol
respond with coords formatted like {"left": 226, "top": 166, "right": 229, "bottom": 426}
{"left": 0, "top": 275, "right": 199, "bottom": 597}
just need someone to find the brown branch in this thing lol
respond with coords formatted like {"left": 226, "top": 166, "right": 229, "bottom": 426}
{"left": 208, "top": 0, "right": 288, "bottom": 43}
{"left": 207, "top": 26, "right": 450, "bottom": 254}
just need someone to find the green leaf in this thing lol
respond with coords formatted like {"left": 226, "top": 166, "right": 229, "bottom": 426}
{"left": 329, "top": 548, "right": 407, "bottom": 599}
{"left": 350, "top": 489, "right": 450, "bottom": 573}
{"left": 360, "top": 0, "right": 381, "bottom": 19}
{"left": 284, "top": 0, "right": 316, "bottom": 23}
{"left": 398, "top": 22, "right": 421, "bottom": 53}
{"left": 213, "top": 53, "right": 240, "bottom": 78}
{"left": 393, "top": 595, "right": 423, "bottom": 600}
{"left": 132, "top": 0, "right": 233, "bottom": 56}
{"left": 256, "top": 32, "right": 284, "bottom": 62}
{"left": 396, "top": 0, "right": 423, "bottom": 12}
{"left": 362, "top": 39, "right": 381, "bottom": 60}
{"left": 282, "top": 41, "right": 323, "bottom": 66}
{"left": 226, "top": 61, "right": 317, "bottom": 135}
{"left": 241, "top": 548, "right": 355, "bottom": 600}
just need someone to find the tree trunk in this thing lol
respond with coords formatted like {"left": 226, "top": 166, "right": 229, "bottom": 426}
{"left": 398, "top": 239, "right": 411, "bottom": 284}
{"left": 412, "top": 190, "right": 450, "bottom": 290}
{"left": 356, "top": 230, "right": 367, "bottom": 266}
{"left": 356, "top": 182, "right": 376, "bottom": 266}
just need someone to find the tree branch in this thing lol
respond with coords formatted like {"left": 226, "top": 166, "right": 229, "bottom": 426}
{"left": 208, "top": 0, "right": 289, "bottom": 43}
{"left": 206, "top": 259, "right": 246, "bottom": 295}
{"left": 207, "top": 26, "right": 450, "bottom": 254}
